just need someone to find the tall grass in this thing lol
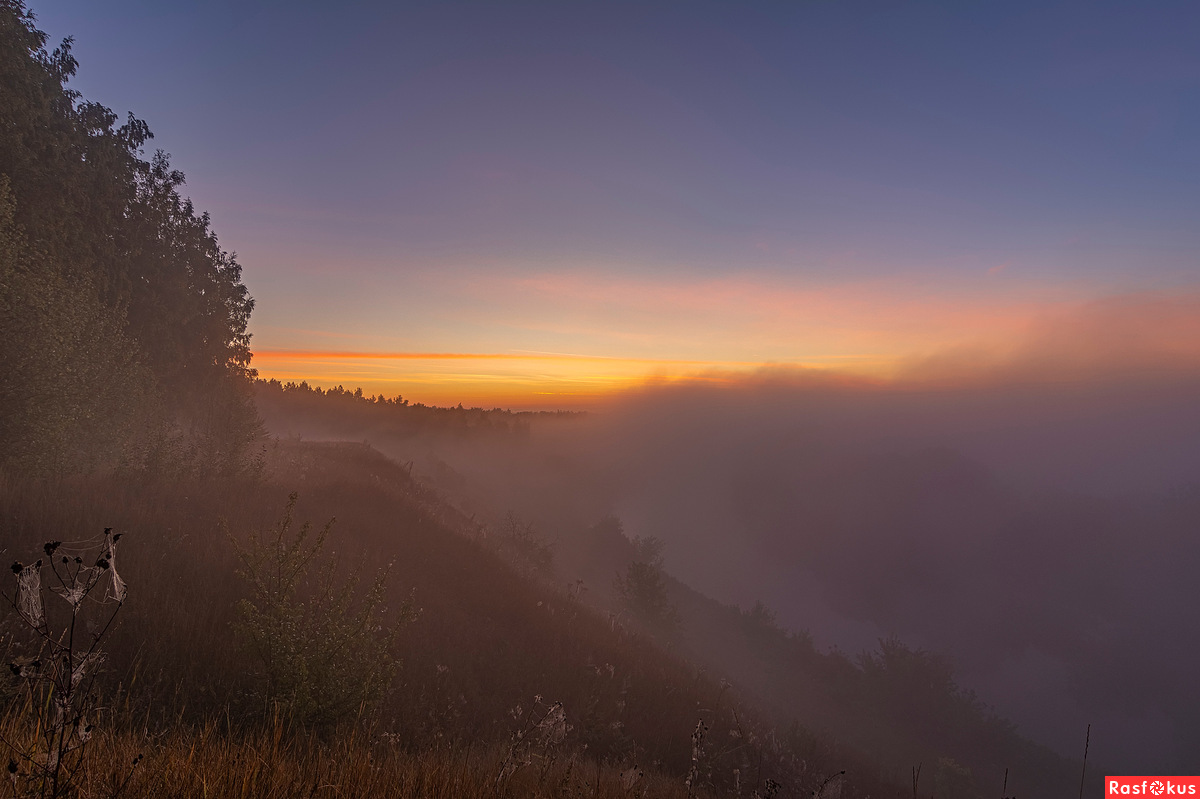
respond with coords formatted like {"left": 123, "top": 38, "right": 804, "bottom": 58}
{"left": 0, "top": 707, "right": 696, "bottom": 799}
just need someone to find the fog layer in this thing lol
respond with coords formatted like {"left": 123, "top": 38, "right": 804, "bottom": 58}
{"left": 267, "top": 294, "right": 1200, "bottom": 771}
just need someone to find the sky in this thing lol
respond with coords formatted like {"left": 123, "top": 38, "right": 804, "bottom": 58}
{"left": 32, "top": 0, "right": 1200, "bottom": 407}
{"left": 33, "top": 1, "right": 1200, "bottom": 767}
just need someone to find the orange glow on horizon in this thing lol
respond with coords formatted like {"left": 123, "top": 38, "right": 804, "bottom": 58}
{"left": 250, "top": 289, "right": 1200, "bottom": 410}
{"left": 250, "top": 349, "right": 892, "bottom": 409}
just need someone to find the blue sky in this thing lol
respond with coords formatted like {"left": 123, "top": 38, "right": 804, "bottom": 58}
{"left": 31, "top": 0, "right": 1200, "bottom": 405}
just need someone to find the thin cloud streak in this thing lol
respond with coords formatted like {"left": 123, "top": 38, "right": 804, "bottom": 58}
{"left": 253, "top": 349, "right": 765, "bottom": 365}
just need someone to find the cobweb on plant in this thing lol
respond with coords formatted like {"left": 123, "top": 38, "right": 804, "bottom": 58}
{"left": 14, "top": 563, "right": 44, "bottom": 627}
{"left": 102, "top": 528, "right": 126, "bottom": 603}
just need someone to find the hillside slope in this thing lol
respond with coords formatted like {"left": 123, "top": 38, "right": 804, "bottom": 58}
{"left": 0, "top": 440, "right": 895, "bottom": 797}
{"left": 249, "top": 383, "right": 1097, "bottom": 797}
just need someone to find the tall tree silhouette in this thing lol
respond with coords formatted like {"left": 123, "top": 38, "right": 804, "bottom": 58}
{"left": 0, "top": 0, "right": 258, "bottom": 472}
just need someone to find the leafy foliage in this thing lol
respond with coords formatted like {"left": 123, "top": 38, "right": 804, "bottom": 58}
{"left": 230, "top": 493, "right": 416, "bottom": 728}
{"left": 0, "top": 1, "right": 258, "bottom": 473}
{"left": 0, "top": 176, "right": 153, "bottom": 473}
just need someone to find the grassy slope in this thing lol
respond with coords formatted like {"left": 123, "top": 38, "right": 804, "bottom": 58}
{"left": 0, "top": 439, "right": 892, "bottom": 797}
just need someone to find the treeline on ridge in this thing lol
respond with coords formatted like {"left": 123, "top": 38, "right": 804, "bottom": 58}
{"left": 255, "top": 378, "right": 583, "bottom": 440}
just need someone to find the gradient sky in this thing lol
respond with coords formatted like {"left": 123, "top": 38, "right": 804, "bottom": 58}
{"left": 34, "top": 0, "right": 1200, "bottom": 407}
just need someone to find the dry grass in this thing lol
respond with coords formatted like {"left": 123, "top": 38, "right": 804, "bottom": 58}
{"left": 0, "top": 709, "right": 695, "bottom": 799}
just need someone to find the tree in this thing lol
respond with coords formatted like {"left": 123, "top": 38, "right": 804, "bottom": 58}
{"left": 614, "top": 536, "right": 679, "bottom": 633}
{"left": 0, "top": 1, "right": 259, "bottom": 473}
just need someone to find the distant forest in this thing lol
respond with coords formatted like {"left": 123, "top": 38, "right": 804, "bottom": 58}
{"left": 255, "top": 378, "right": 583, "bottom": 440}
{"left": 1, "top": 0, "right": 257, "bottom": 475}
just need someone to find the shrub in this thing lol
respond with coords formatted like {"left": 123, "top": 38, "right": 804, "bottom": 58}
{"left": 229, "top": 493, "right": 416, "bottom": 728}
{"left": 494, "top": 512, "right": 555, "bottom": 577}
{"left": 614, "top": 536, "right": 680, "bottom": 634}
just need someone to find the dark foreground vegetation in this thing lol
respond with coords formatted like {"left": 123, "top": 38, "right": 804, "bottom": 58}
{"left": 0, "top": 459, "right": 884, "bottom": 798}
{"left": 0, "top": 2, "right": 1099, "bottom": 796}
